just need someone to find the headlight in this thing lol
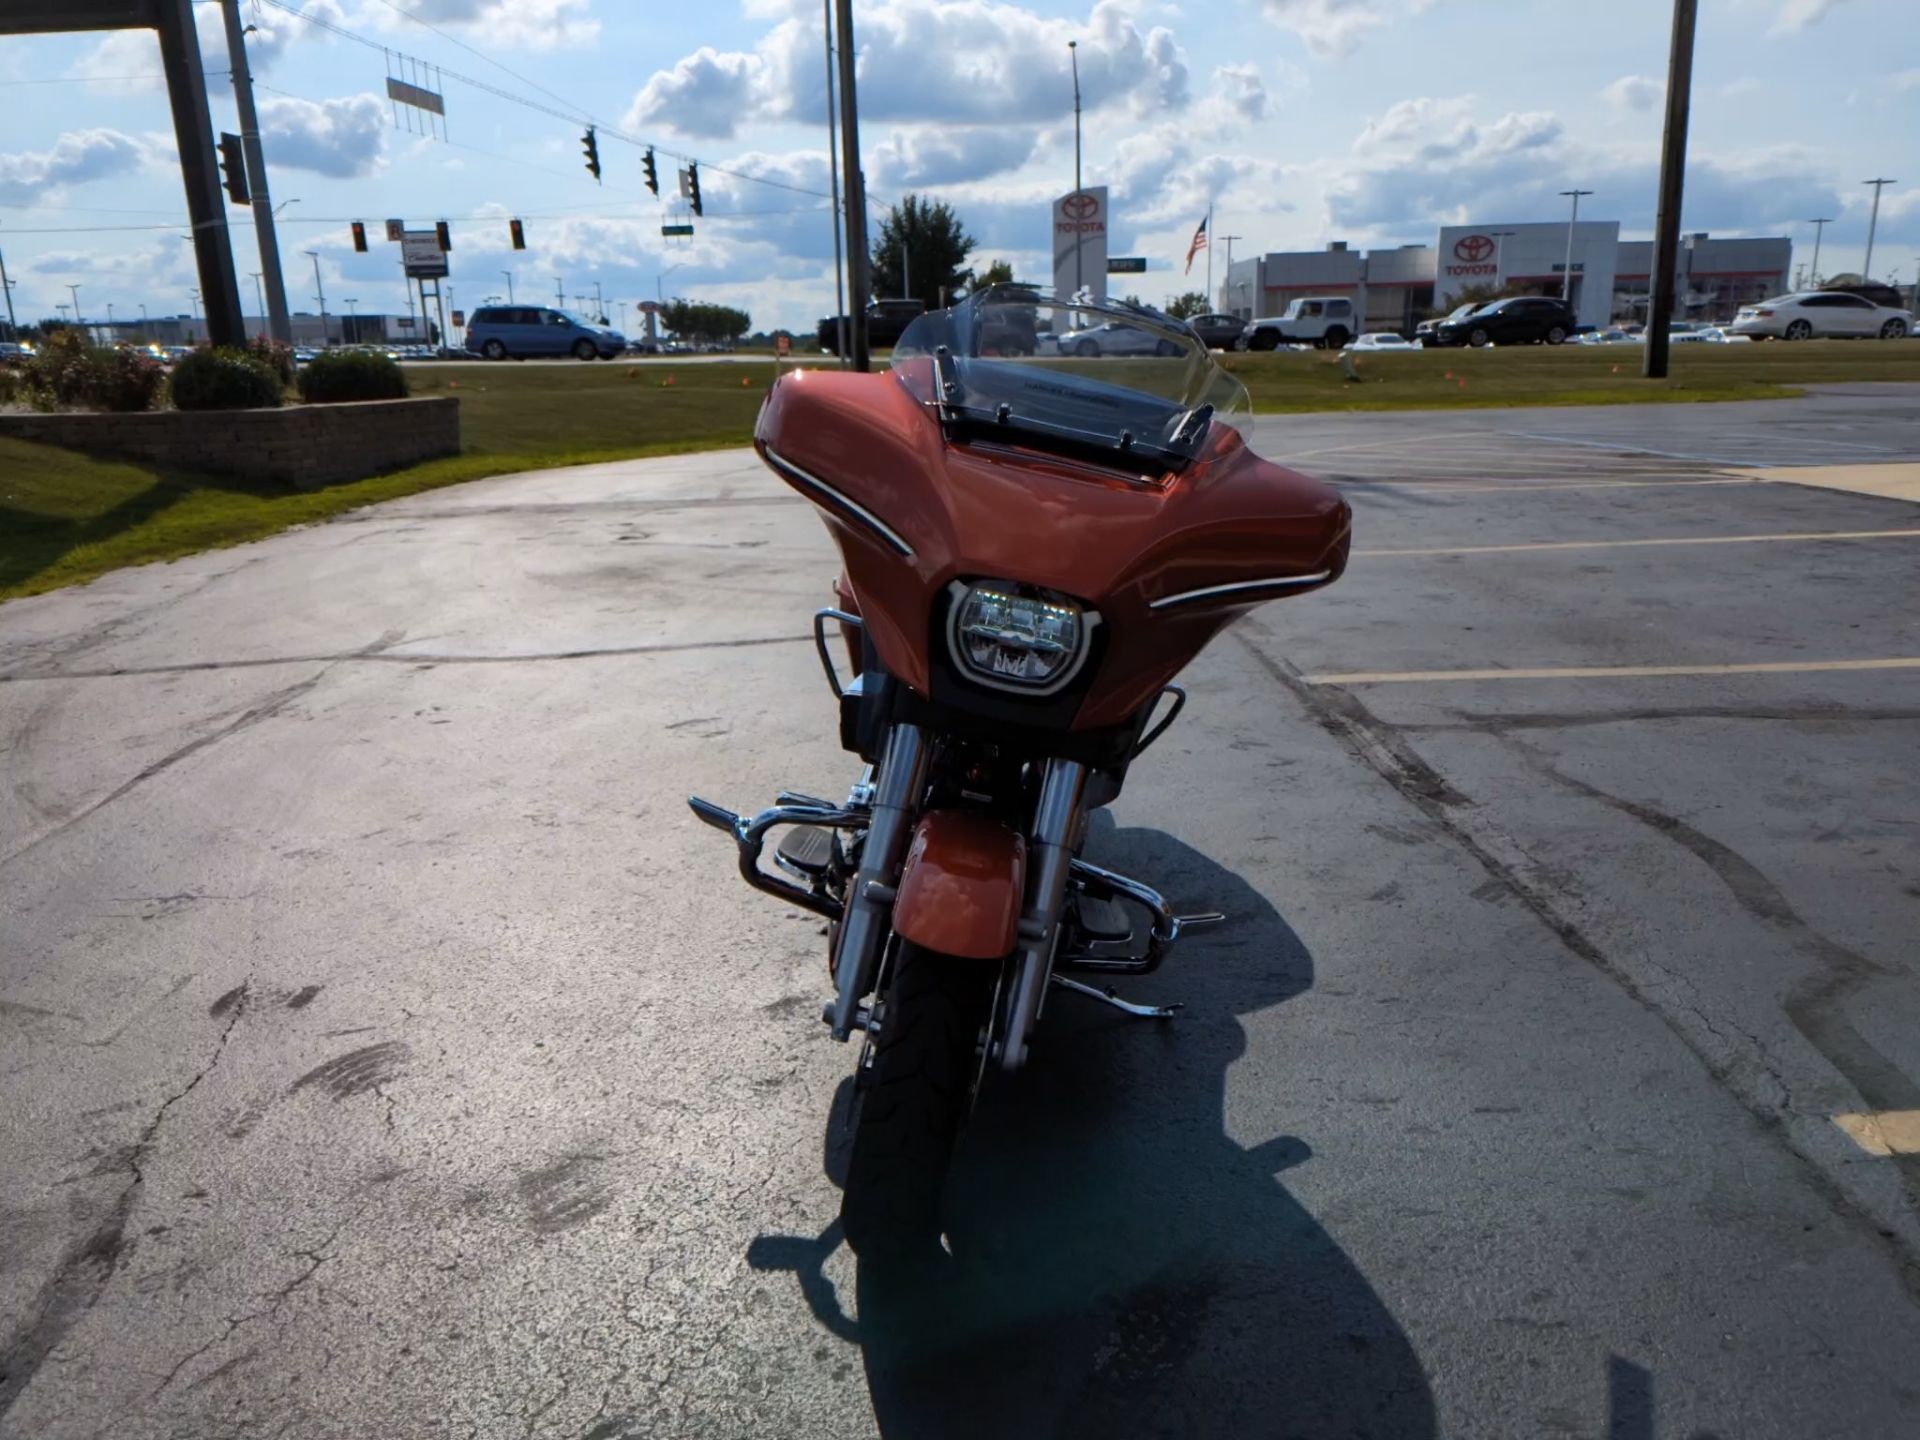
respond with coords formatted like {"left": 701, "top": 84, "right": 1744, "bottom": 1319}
{"left": 946, "top": 581, "right": 1097, "bottom": 695}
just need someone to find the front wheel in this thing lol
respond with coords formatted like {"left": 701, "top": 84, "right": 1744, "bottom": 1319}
{"left": 480, "top": 339, "right": 507, "bottom": 361}
{"left": 1784, "top": 319, "right": 1812, "bottom": 341}
{"left": 1546, "top": 326, "right": 1567, "bottom": 345}
{"left": 841, "top": 946, "right": 996, "bottom": 1260}
{"left": 1324, "top": 326, "right": 1351, "bottom": 351}
{"left": 1469, "top": 326, "right": 1492, "bottom": 348}
{"left": 1075, "top": 340, "right": 1099, "bottom": 358}
{"left": 573, "top": 339, "right": 599, "bottom": 361}
{"left": 1881, "top": 319, "right": 1908, "bottom": 340}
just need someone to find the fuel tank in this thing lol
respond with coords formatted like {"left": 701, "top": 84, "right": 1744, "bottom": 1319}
{"left": 754, "top": 366, "right": 1351, "bottom": 730}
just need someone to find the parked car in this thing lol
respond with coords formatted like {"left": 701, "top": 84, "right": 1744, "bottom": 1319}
{"left": 1430, "top": 295, "right": 1578, "bottom": 347}
{"left": 1668, "top": 321, "right": 1711, "bottom": 343}
{"left": 465, "top": 305, "right": 627, "bottom": 360}
{"left": 1348, "top": 332, "right": 1419, "bottom": 351}
{"left": 816, "top": 298, "right": 926, "bottom": 355}
{"left": 1239, "top": 296, "right": 1356, "bottom": 351}
{"left": 1184, "top": 312, "right": 1247, "bottom": 350}
{"left": 1822, "top": 280, "right": 1908, "bottom": 310}
{"left": 1059, "top": 320, "right": 1186, "bottom": 357}
{"left": 1576, "top": 328, "right": 1640, "bottom": 345}
{"left": 0, "top": 341, "right": 32, "bottom": 360}
{"left": 1728, "top": 291, "right": 1913, "bottom": 341}
{"left": 1415, "top": 302, "right": 1486, "bottom": 345}
{"left": 1696, "top": 327, "right": 1751, "bottom": 344}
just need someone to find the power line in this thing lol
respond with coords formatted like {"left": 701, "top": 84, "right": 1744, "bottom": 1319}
{"left": 0, "top": 73, "right": 167, "bottom": 85}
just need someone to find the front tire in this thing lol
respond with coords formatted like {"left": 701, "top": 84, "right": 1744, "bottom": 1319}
{"left": 1075, "top": 340, "right": 1099, "bottom": 358}
{"left": 1546, "top": 326, "right": 1567, "bottom": 345}
{"left": 481, "top": 339, "right": 507, "bottom": 361}
{"left": 573, "top": 339, "right": 598, "bottom": 361}
{"left": 1784, "top": 319, "right": 1812, "bottom": 341}
{"left": 841, "top": 946, "right": 995, "bottom": 1260}
{"left": 1881, "top": 319, "right": 1907, "bottom": 340}
{"left": 1469, "top": 326, "right": 1492, "bottom": 348}
{"left": 1324, "top": 326, "right": 1351, "bottom": 351}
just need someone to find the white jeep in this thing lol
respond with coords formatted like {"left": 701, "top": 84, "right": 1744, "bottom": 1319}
{"left": 1239, "top": 296, "right": 1356, "bottom": 351}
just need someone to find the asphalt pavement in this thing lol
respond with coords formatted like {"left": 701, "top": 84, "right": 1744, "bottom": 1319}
{"left": 2, "top": 387, "right": 1918, "bottom": 1438}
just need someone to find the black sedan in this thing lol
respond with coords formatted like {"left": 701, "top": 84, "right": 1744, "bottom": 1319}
{"left": 1183, "top": 312, "right": 1248, "bottom": 350}
{"left": 1431, "top": 296, "right": 1577, "bottom": 347}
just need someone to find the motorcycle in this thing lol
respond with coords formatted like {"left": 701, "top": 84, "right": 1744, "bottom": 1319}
{"left": 690, "top": 290, "right": 1351, "bottom": 1256}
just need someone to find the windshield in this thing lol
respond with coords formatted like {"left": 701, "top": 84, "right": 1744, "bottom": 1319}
{"left": 551, "top": 308, "right": 603, "bottom": 328}
{"left": 891, "top": 288, "right": 1252, "bottom": 471}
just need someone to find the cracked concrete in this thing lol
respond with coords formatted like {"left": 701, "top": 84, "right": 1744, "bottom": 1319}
{"left": 4, "top": 403, "right": 1920, "bottom": 1437}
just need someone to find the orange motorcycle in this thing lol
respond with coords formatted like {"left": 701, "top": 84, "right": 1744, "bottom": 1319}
{"left": 691, "top": 289, "right": 1349, "bottom": 1255}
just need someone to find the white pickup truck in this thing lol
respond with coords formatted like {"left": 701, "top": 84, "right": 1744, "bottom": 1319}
{"left": 1239, "top": 296, "right": 1356, "bottom": 351}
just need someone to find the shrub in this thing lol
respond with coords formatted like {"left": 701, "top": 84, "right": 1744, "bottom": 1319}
{"left": 168, "top": 348, "right": 286, "bottom": 411}
{"left": 246, "top": 335, "right": 296, "bottom": 387}
{"left": 23, "top": 330, "right": 165, "bottom": 413}
{"left": 297, "top": 350, "right": 409, "bottom": 404}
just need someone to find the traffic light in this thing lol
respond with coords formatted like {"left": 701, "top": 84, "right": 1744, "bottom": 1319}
{"left": 582, "top": 126, "right": 601, "bottom": 182}
{"left": 351, "top": 221, "right": 368, "bottom": 253}
{"left": 642, "top": 147, "right": 659, "bottom": 197}
{"left": 686, "top": 162, "right": 702, "bottom": 216}
{"left": 217, "top": 132, "right": 249, "bottom": 205}
{"left": 436, "top": 219, "right": 452, "bottom": 251}
{"left": 510, "top": 218, "right": 526, "bottom": 250}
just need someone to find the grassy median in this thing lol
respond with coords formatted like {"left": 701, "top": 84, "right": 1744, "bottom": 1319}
{"left": 6, "top": 342, "right": 1920, "bottom": 603}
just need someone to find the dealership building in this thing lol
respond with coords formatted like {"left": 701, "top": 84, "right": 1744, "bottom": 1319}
{"left": 1220, "top": 221, "right": 1793, "bottom": 332}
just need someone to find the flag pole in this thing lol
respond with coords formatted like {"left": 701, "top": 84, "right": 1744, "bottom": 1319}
{"left": 1205, "top": 203, "right": 1213, "bottom": 305}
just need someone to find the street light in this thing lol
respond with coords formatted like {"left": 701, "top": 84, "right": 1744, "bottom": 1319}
{"left": 656, "top": 263, "right": 686, "bottom": 304}
{"left": 1558, "top": 190, "right": 1593, "bottom": 305}
{"left": 274, "top": 197, "right": 301, "bottom": 217}
{"left": 67, "top": 283, "right": 83, "bottom": 334}
{"left": 1069, "top": 38, "right": 1083, "bottom": 298}
{"left": 501, "top": 269, "right": 515, "bottom": 303}
{"left": 1488, "top": 230, "right": 1517, "bottom": 289}
{"left": 250, "top": 271, "right": 266, "bottom": 331}
{"left": 1862, "top": 178, "right": 1896, "bottom": 280}
{"left": 1807, "top": 217, "right": 1834, "bottom": 288}
{"left": 303, "top": 250, "right": 327, "bottom": 344}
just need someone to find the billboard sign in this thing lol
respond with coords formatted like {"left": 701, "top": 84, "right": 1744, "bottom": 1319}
{"left": 1052, "top": 187, "right": 1109, "bottom": 302}
{"left": 1107, "top": 256, "right": 1146, "bottom": 274}
{"left": 401, "top": 229, "right": 447, "bottom": 279}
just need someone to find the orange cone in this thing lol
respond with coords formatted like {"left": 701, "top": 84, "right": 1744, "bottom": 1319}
{"left": 741, "top": 375, "right": 751, "bottom": 387}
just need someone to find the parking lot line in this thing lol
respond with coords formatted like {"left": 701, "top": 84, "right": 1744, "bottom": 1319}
{"left": 1304, "top": 658, "right": 1920, "bottom": 686}
{"left": 1355, "top": 528, "right": 1920, "bottom": 558}
{"left": 1833, "top": 1110, "right": 1920, "bottom": 1157}
{"left": 1345, "top": 477, "right": 1758, "bottom": 494}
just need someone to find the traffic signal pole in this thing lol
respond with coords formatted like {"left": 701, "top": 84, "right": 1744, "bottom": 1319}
{"left": 156, "top": 0, "right": 245, "bottom": 347}
{"left": 1643, "top": 0, "right": 1697, "bottom": 381}
{"left": 220, "top": 0, "right": 290, "bottom": 343}
{"left": 833, "top": 0, "right": 871, "bottom": 371}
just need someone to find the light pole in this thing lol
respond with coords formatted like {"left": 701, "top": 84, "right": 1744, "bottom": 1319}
{"left": 1808, "top": 217, "right": 1833, "bottom": 287}
{"left": 823, "top": 0, "right": 848, "bottom": 367}
{"left": 656, "top": 263, "right": 685, "bottom": 304}
{"left": 106, "top": 302, "right": 115, "bottom": 338}
{"left": 592, "top": 280, "right": 604, "bottom": 322}
{"left": 250, "top": 271, "right": 266, "bottom": 330}
{"left": 1221, "top": 235, "right": 1243, "bottom": 312}
{"left": 1862, "top": 178, "right": 1896, "bottom": 280}
{"left": 502, "top": 269, "right": 515, "bottom": 303}
{"left": 67, "top": 283, "right": 83, "bottom": 335}
{"left": 220, "top": 0, "right": 294, "bottom": 343}
{"left": 1558, "top": 191, "right": 1592, "bottom": 304}
{"left": 139, "top": 303, "right": 149, "bottom": 337}
{"left": 1069, "top": 38, "right": 1083, "bottom": 301}
{"left": 0, "top": 247, "right": 16, "bottom": 339}
{"left": 344, "top": 296, "right": 358, "bottom": 340}
{"left": 833, "top": 0, "right": 872, "bottom": 369}
{"left": 616, "top": 299, "right": 628, "bottom": 334}
{"left": 303, "top": 250, "right": 327, "bottom": 344}
{"left": 1489, "top": 230, "right": 1517, "bottom": 290}
{"left": 555, "top": 276, "right": 565, "bottom": 308}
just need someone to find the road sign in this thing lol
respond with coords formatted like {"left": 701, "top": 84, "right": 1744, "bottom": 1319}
{"left": 775, "top": 334, "right": 791, "bottom": 357}
{"left": 451, "top": 310, "right": 465, "bottom": 328}
{"left": 1107, "top": 256, "right": 1146, "bottom": 274}
{"left": 385, "top": 218, "right": 405, "bottom": 242}
{"left": 661, "top": 223, "right": 695, "bottom": 238}
{"left": 401, "top": 229, "right": 447, "bottom": 278}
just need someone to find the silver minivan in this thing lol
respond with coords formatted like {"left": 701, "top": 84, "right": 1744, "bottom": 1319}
{"left": 465, "top": 306, "right": 627, "bottom": 360}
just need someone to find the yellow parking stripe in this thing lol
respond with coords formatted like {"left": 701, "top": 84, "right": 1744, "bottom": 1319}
{"left": 1833, "top": 1111, "right": 1920, "bottom": 1157}
{"left": 1355, "top": 528, "right": 1920, "bottom": 558}
{"left": 1305, "top": 658, "right": 1920, "bottom": 686}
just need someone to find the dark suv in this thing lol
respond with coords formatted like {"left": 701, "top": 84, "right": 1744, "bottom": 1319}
{"left": 817, "top": 299, "right": 926, "bottom": 355}
{"left": 1432, "top": 296, "right": 1577, "bottom": 347}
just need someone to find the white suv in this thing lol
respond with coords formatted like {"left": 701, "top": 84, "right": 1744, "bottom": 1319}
{"left": 1730, "top": 292, "right": 1912, "bottom": 341}
{"left": 1239, "top": 296, "right": 1356, "bottom": 351}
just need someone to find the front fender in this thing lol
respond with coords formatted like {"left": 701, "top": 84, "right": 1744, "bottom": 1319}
{"left": 891, "top": 811, "right": 1026, "bottom": 960}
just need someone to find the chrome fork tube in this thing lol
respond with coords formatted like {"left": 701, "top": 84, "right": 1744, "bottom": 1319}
{"left": 999, "top": 758, "right": 1088, "bottom": 1071}
{"left": 825, "top": 723, "right": 928, "bottom": 1040}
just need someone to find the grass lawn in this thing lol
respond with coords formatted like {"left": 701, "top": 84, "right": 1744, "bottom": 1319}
{"left": 5, "top": 341, "right": 1919, "bottom": 603}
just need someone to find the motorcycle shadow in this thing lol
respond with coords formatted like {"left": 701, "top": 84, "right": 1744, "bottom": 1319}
{"left": 755, "top": 818, "right": 1437, "bottom": 1439}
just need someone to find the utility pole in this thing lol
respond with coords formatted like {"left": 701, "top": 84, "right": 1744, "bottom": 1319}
{"left": 833, "top": 0, "right": 871, "bottom": 370}
{"left": 900, "top": 240, "right": 910, "bottom": 301}
{"left": 156, "top": 0, "right": 244, "bottom": 346}
{"left": 1558, "top": 189, "right": 1593, "bottom": 304}
{"left": 304, "top": 250, "right": 326, "bottom": 343}
{"left": 1643, "top": 0, "right": 1695, "bottom": 380}
{"left": 593, "top": 280, "right": 604, "bottom": 321}
{"left": 1862, "top": 178, "right": 1896, "bottom": 280}
{"left": 1070, "top": 38, "right": 1083, "bottom": 301}
{"left": 1205, "top": 203, "right": 1214, "bottom": 304}
{"left": 823, "top": 0, "right": 847, "bottom": 367}
{"left": 68, "top": 284, "right": 83, "bottom": 335}
{"left": 1807, "top": 217, "right": 1833, "bottom": 287}
{"left": 0, "top": 247, "right": 16, "bottom": 339}
{"left": 219, "top": 0, "right": 291, "bottom": 344}
{"left": 555, "top": 276, "right": 565, "bottom": 308}
{"left": 1221, "top": 235, "right": 1243, "bottom": 312}
{"left": 250, "top": 271, "right": 265, "bottom": 328}
{"left": 1489, "top": 230, "right": 1517, "bottom": 290}
{"left": 502, "top": 270, "right": 514, "bottom": 303}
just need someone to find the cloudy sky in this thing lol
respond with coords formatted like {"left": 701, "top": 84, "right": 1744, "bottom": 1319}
{"left": 1, "top": 0, "right": 1915, "bottom": 332}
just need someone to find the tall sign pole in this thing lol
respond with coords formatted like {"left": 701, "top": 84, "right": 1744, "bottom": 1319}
{"left": 822, "top": 0, "right": 847, "bottom": 367}
{"left": 833, "top": 0, "right": 871, "bottom": 370}
{"left": 1861, "top": 179, "right": 1896, "bottom": 280}
{"left": 219, "top": 0, "right": 290, "bottom": 343}
{"left": 1558, "top": 188, "right": 1593, "bottom": 303}
{"left": 1808, "top": 217, "right": 1833, "bottom": 287}
{"left": 156, "top": 0, "right": 245, "bottom": 346}
{"left": 1642, "top": 0, "right": 1696, "bottom": 380}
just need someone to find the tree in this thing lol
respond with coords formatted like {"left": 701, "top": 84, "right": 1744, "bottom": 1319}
{"left": 661, "top": 299, "right": 751, "bottom": 343}
{"left": 1423, "top": 280, "right": 1527, "bottom": 318}
{"left": 1165, "top": 291, "right": 1208, "bottom": 320}
{"left": 870, "top": 194, "right": 976, "bottom": 311}
{"left": 971, "top": 258, "right": 1016, "bottom": 292}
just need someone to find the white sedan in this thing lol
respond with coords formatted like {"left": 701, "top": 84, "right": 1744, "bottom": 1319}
{"left": 1348, "top": 333, "right": 1420, "bottom": 351}
{"left": 1059, "top": 322, "right": 1185, "bottom": 358}
{"left": 1730, "top": 292, "right": 1913, "bottom": 341}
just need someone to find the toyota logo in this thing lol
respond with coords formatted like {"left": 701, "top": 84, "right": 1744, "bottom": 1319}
{"left": 1062, "top": 192, "right": 1100, "bottom": 220}
{"left": 1454, "top": 234, "right": 1497, "bottom": 263}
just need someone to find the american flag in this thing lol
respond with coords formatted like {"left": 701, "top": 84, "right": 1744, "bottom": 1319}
{"left": 1184, "top": 215, "right": 1208, "bottom": 275}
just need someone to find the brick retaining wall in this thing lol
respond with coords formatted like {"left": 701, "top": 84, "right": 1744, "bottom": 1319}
{"left": 0, "top": 397, "right": 460, "bottom": 489}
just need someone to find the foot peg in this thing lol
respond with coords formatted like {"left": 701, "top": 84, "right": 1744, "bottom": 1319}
{"left": 1051, "top": 974, "right": 1181, "bottom": 1019}
{"left": 776, "top": 825, "right": 836, "bottom": 879}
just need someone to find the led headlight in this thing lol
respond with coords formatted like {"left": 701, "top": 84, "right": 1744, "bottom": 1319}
{"left": 946, "top": 581, "right": 1097, "bottom": 695}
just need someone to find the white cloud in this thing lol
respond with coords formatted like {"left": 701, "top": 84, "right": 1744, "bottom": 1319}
{"left": 381, "top": 0, "right": 599, "bottom": 51}
{"left": 0, "top": 129, "right": 153, "bottom": 206}
{"left": 870, "top": 127, "right": 1038, "bottom": 188}
{"left": 1601, "top": 75, "right": 1661, "bottom": 111}
{"left": 1214, "top": 64, "right": 1269, "bottom": 123}
{"left": 1768, "top": 0, "right": 1849, "bottom": 31}
{"left": 1720, "top": 77, "right": 1764, "bottom": 98}
{"left": 1258, "top": 0, "right": 1384, "bottom": 59}
{"left": 627, "top": 0, "right": 1190, "bottom": 142}
{"left": 257, "top": 93, "right": 388, "bottom": 178}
